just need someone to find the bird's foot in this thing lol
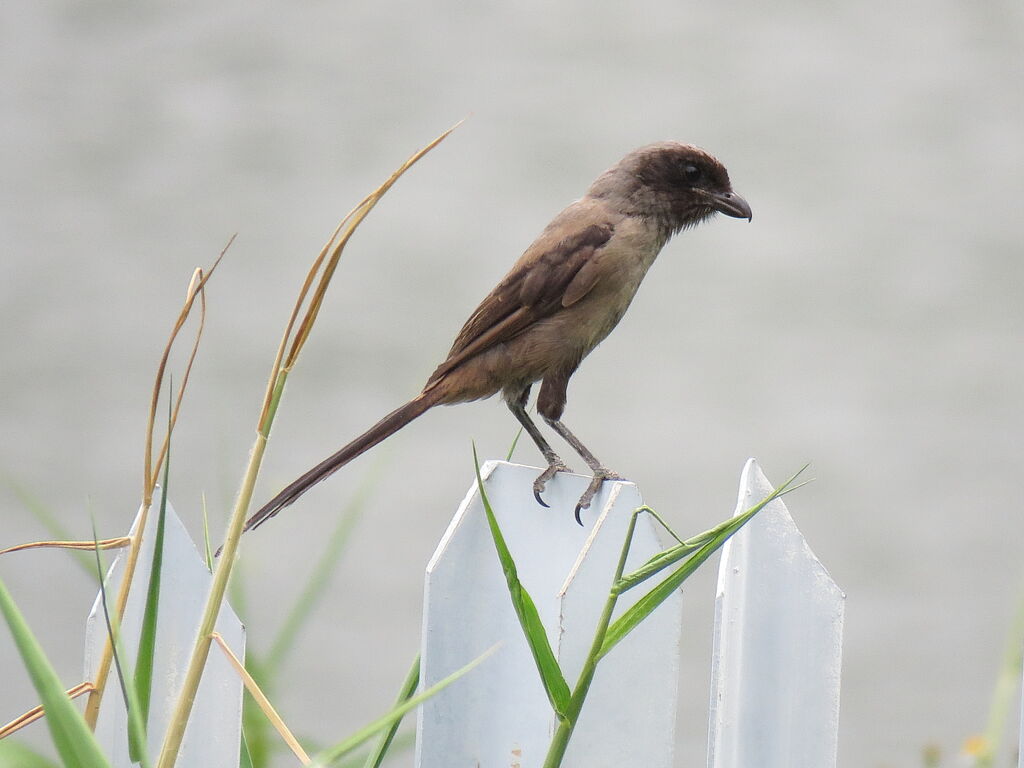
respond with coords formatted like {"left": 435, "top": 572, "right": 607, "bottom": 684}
{"left": 533, "top": 460, "right": 572, "bottom": 508}
{"left": 574, "top": 468, "right": 626, "bottom": 525}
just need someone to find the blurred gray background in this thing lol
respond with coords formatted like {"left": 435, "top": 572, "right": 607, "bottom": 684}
{"left": 2, "top": 1, "right": 1022, "bottom": 766}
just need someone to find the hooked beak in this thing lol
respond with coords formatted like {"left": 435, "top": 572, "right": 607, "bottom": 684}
{"left": 708, "top": 190, "right": 752, "bottom": 222}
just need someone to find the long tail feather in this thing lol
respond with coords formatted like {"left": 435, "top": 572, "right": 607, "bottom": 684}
{"left": 242, "top": 390, "right": 439, "bottom": 533}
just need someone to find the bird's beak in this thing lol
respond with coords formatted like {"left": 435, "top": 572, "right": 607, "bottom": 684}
{"left": 709, "top": 190, "right": 752, "bottom": 222}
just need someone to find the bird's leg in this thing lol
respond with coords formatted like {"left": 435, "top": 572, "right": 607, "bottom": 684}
{"left": 542, "top": 416, "right": 625, "bottom": 524}
{"left": 505, "top": 386, "right": 571, "bottom": 507}
{"left": 536, "top": 370, "right": 624, "bottom": 523}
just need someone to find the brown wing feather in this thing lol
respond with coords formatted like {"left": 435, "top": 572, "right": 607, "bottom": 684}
{"left": 426, "top": 222, "right": 613, "bottom": 384}
{"left": 561, "top": 257, "right": 604, "bottom": 308}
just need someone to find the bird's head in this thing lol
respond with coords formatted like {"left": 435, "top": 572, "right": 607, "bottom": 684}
{"left": 588, "top": 142, "right": 752, "bottom": 234}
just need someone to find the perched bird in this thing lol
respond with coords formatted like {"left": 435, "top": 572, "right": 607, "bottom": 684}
{"left": 243, "top": 142, "right": 750, "bottom": 533}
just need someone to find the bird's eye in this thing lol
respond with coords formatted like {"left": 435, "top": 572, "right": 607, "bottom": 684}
{"left": 683, "top": 165, "right": 702, "bottom": 184}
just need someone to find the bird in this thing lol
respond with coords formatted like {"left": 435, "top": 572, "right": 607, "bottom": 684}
{"left": 242, "top": 141, "right": 751, "bottom": 534}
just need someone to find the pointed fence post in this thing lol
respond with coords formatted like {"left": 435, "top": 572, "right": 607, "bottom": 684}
{"left": 708, "top": 459, "right": 845, "bottom": 768}
{"left": 416, "top": 460, "right": 684, "bottom": 768}
{"left": 84, "top": 487, "right": 245, "bottom": 767}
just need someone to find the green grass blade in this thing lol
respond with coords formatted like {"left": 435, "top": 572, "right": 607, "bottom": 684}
{"left": 240, "top": 689, "right": 274, "bottom": 768}
{"left": 505, "top": 428, "right": 523, "bottom": 461}
{"left": 628, "top": 505, "right": 686, "bottom": 546}
{"left": 615, "top": 515, "right": 763, "bottom": 595}
{"left": 0, "top": 740, "right": 60, "bottom": 768}
{"left": 90, "top": 523, "right": 151, "bottom": 768}
{"left": 239, "top": 730, "right": 255, "bottom": 768}
{"left": 310, "top": 645, "right": 497, "bottom": 767}
{"left": 134, "top": 443, "right": 172, "bottom": 755}
{"left": 600, "top": 529, "right": 739, "bottom": 660}
{"left": 615, "top": 467, "right": 811, "bottom": 594}
{"left": 315, "top": 734, "right": 415, "bottom": 768}
{"left": 472, "top": 445, "right": 571, "bottom": 717}
{"left": 362, "top": 654, "right": 420, "bottom": 768}
{"left": 601, "top": 466, "right": 810, "bottom": 658}
{"left": 355, "top": 735, "right": 416, "bottom": 768}
{"left": 614, "top": 541, "right": 703, "bottom": 594}
{"left": 0, "top": 578, "right": 112, "bottom": 768}
{"left": 202, "top": 493, "right": 213, "bottom": 571}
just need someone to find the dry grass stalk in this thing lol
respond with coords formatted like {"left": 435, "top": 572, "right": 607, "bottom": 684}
{"left": 0, "top": 537, "right": 130, "bottom": 556}
{"left": 211, "top": 632, "right": 311, "bottom": 765}
{"left": 155, "top": 124, "right": 460, "bottom": 768}
{"left": 84, "top": 240, "right": 229, "bottom": 728}
{"left": 0, "top": 681, "right": 94, "bottom": 739}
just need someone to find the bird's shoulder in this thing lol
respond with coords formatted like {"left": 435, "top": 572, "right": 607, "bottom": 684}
{"left": 459, "top": 201, "right": 617, "bottom": 323}
{"left": 427, "top": 199, "right": 620, "bottom": 382}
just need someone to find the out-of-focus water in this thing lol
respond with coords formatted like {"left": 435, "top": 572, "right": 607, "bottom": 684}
{"left": 2, "top": 1, "right": 1022, "bottom": 765}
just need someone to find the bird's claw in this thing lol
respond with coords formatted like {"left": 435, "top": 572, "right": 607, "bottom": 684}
{"left": 573, "top": 469, "right": 626, "bottom": 525}
{"left": 573, "top": 502, "right": 586, "bottom": 526}
{"left": 533, "top": 460, "right": 571, "bottom": 508}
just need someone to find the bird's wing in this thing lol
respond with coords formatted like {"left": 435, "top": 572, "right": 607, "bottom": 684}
{"left": 426, "top": 219, "right": 614, "bottom": 384}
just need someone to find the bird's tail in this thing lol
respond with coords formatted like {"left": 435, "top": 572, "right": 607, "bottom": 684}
{"left": 242, "top": 390, "right": 441, "bottom": 534}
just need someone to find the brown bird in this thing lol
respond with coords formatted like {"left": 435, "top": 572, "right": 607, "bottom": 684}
{"left": 243, "top": 142, "right": 751, "bottom": 533}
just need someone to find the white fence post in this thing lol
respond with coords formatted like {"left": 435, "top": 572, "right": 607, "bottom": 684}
{"left": 83, "top": 487, "right": 245, "bottom": 768}
{"left": 707, "top": 459, "right": 845, "bottom": 768}
{"left": 416, "top": 460, "right": 684, "bottom": 768}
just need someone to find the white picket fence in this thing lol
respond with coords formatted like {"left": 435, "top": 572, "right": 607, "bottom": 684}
{"left": 417, "top": 458, "right": 844, "bottom": 768}
{"left": 84, "top": 489, "right": 245, "bottom": 767}
{"left": 88, "top": 458, "right": 846, "bottom": 767}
